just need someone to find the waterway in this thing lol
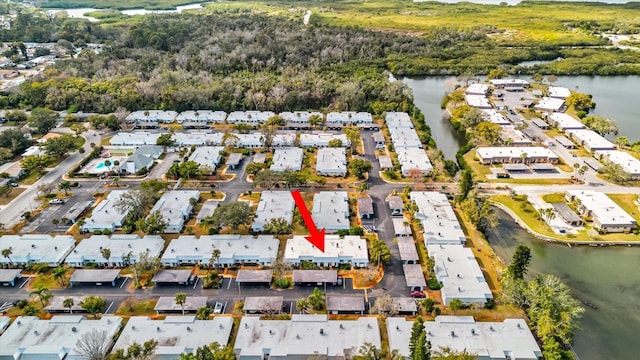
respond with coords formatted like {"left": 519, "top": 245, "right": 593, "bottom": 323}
{"left": 487, "top": 208, "right": 640, "bottom": 360}
{"left": 404, "top": 75, "right": 640, "bottom": 159}
{"left": 51, "top": 3, "right": 207, "bottom": 22}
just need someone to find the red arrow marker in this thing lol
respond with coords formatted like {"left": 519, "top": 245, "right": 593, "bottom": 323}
{"left": 291, "top": 190, "right": 325, "bottom": 252}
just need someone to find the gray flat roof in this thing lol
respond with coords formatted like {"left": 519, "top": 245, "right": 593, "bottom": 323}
{"left": 196, "top": 200, "right": 220, "bottom": 222}
{"left": 503, "top": 163, "right": 529, "bottom": 171}
{"left": 69, "top": 269, "right": 120, "bottom": 283}
{"left": 62, "top": 200, "right": 93, "bottom": 221}
{"left": 532, "top": 118, "right": 548, "bottom": 128}
{"left": 358, "top": 196, "right": 374, "bottom": 215}
{"left": 253, "top": 153, "right": 267, "bottom": 163}
{"left": 378, "top": 155, "right": 393, "bottom": 169}
{"left": 236, "top": 270, "right": 273, "bottom": 283}
{"left": 583, "top": 157, "right": 603, "bottom": 170}
{"left": 397, "top": 237, "right": 419, "bottom": 262}
{"left": 292, "top": 270, "right": 338, "bottom": 283}
{"left": 226, "top": 153, "right": 242, "bottom": 166}
{"left": 326, "top": 296, "right": 365, "bottom": 312}
{"left": 152, "top": 270, "right": 192, "bottom": 284}
{"left": 388, "top": 196, "right": 403, "bottom": 210}
{"left": 551, "top": 203, "right": 583, "bottom": 223}
{"left": 155, "top": 296, "right": 207, "bottom": 312}
{"left": 0, "top": 269, "right": 21, "bottom": 283}
{"left": 402, "top": 264, "right": 426, "bottom": 288}
{"left": 530, "top": 163, "right": 556, "bottom": 170}
{"left": 554, "top": 135, "right": 575, "bottom": 147}
{"left": 244, "top": 296, "right": 283, "bottom": 312}
{"left": 393, "top": 297, "right": 418, "bottom": 313}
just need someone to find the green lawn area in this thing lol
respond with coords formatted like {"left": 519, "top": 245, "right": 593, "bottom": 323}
{"left": 492, "top": 194, "right": 565, "bottom": 239}
{"left": 608, "top": 194, "right": 640, "bottom": 223}
{"left": 19, "top": 171, "right": 44, "bottom": 186}
{"left": 115, "top": 298, "right": 158, "bottom": 316}
{"left": 0, "top": 187, "right": 26, "bottom": 205}
{"left": 542, "top": 193, "right": 566, "bottom": 203}
{"left": 463, "top": 151, "right": 490, "bottom": 181}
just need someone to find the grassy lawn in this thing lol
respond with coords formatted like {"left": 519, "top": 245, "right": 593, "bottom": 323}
{"left": 30, "top": 272, "right": 68, "bottom": 290}
{"left": 542, "top": 193, "right": 566, "bottom": 203}
{"left": 115, "top": 298, "right": 158, "bottom": 316}
{"left": 19, "top": 171, "right": 43, "bottom": 186}
{"left": 0, "top": 187, "right": 26, "bottom": 205}
{"left": 499, "top": 178, "right": 574, "bottom": 185}
{"left": 607, "top": 194, "right": 640, "bottom": 223}
{"left": 463, "top": 151, "right": 490, "bottom": 181}
{"left": 491, "top": 195, "right": 563, "bottom": 239}
{"left": 543, "top": 128, "right": 564, "bottom": 139}
{"left": 570, "top": 148, "right": 592, "bottom": 158}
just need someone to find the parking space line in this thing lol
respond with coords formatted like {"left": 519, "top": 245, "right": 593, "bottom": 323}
{"left": 226, "top": 278, "right": 232, "bottom": 290}
{"left": 224, "top": 301, "right": 228, "bottom": 314}
{"left": 105, "top": 301, "right": 114, "bottom": 314}
{"left": 120, "top": 278, "right": 128, "bottom": 288}
{"left": 193, "top": 277, "right": 199, "bottom": 289}
{"left": 19, "top": 278, "right": 30, "bottom": 288}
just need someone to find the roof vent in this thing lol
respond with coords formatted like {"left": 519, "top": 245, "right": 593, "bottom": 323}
{"left": 31, "top": 244, "right": 35, "bottom": 248}
{"left": 187, "top": 326, "right": 192, "bottom": 332}
{"left": 450, "top": 331, "right": 455, "bottom": 337}
{"left": 490, "top": 326, "right": 494, "bottom": 331}
{"left": 219, "top": 324, "right": 224, "bottom": 329}
{"left": 34, "top": 330, "right": 40, "bottom": 335}
{"left": 244, "top": 245, "right": 249, "bottom": 249}
{"left": 340, "top": 324, "right": 344, "bottom": 329}
{"left": 320, "top": 328, "right": 324, "bottom": 335}
{"left": 132, "top": 326, "right": 136, "bottom": 330}
{"left": 471, "top": 329, "right": 475, "bottom": 335}
{"left": 72, "top": 327, "right": 77, "bottom": 332}
{"left": 367, "top": 324, "right": 372, "bottom": 329}
{"left": 244, "top": 323, "right": 249, "bottom": 329}
{"left": 296, "top": 334, "right": 301, "bottom": 339}
{"left": 269, "top": 330, "right": 274, "bottom": 335}
{"left": 157, "top": 327, "right": 161, "bottom": 332}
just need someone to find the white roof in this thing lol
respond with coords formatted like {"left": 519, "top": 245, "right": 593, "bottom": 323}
{"left": 126, "top": 110, "right": 177, "bottom": 122}
{"left": 65, "top": 234, "right": 164, "bottom": 266}
{"left": 402, "top": 264, "right": 426, "bottom": 288}
{"left": 0, "top": 234, "right": 75, "bottom": 266}
{"left": 284, "top": 235, "right": 369, "bottom": 265}
{"left": 175, "top": 110, "right": 227, "bottom": 123}
{"left": 566, "top": 129, "right": 615, "bottom": 151}
{"left": 481, "top": 109, "right": 510, "bottom": 125}
{"left": 154, "top": 297, "right": 207, "bottom": 312}
{"left": 312, "top": 192, "right": 350, "bottom": 230}
{"left": 161, "top": 235, "right": 279, "bottom": 265}
{"left": 385, "top": 112, "right": 413, "bottom": 129}
{"left": 410, "top": 192, "right": 466, "bottom": 245}
{"left": 387, "top": 316, "right": 541, "bottom": 359}
{"left": 149, "top": 191, "right": 199, "bottom": 229}
{"left": 196, "top": 200, "right": 219, "bottom": 222}
{"left": 548, "top": 86, "right": 571, "bottom": 98}
{"left": 114, "top": 316, "right": 232, "bottom": 360}
{"left": 83, "top": 190, "right": 129, "bottom": 231}
{"left": 427, "top": 244, "right": 493, "bottom": 305}
{"left": 392, "top": 217, "right": 412, "bottom": 236}
{"left": 272, "top": 132, "right": 297, "bottom": 147}
{"left": 188, "top": 146, "right": 224, "bottom": 168}
{"left": 535, "top": 97, "right": 565, "bottom": 112}
{"left": 548, "top": 112, "right": 585, "bottom": 130}
{"left": 388, "top": 127, "right": 422, "bottom": 148}
{"left": 234, "top": 315, "right": 380, "bottom": 358}
{"left": 280, "top": 111, "right": 323, "bottom": 123}
{"left": 316, "top": 148, "right": 347, "bottom": 174}
{"left": 396, "top": 148, "right": 433, "bottom": 175}
{"left": 500, "top": 127, "right": 531, "bottom": 145}
{"left": 226, "top": 111, "right": 275, "bottom": 123}
{"left": 566, "top": 190, "right": 636, "bottom": 227}
{"left": 0, "top": 316, "right": 9, "bottom": 333}
{"left": 489, "top": 79, "right": 530, "bottom": 86}
{"left": 0, "top": 316, "right": 122, "bottom": 360}
{"left": 326, "top": 112, "right": 373, "bottom": 124}
{"left": 596, "top": 150, "right": 640, "bottom": 175}
{"left": 476, "top": 147, "right": 559, "bottom": 160}
{"left": 110, "top": 131, "right": 161, "bottom": 146}
{"left": 252, "top": 191, "right": 295, "bottom": 231}
{"left": 465, "top": 94, "right": 492, "bottom": 109}
{"left": 233, "top": 133, "right": 262, "bottom": 147}
{"left": 465, "top": 83, "right": 490, "bottom": 95}
{"left": 270, "top": 147, "right": 303, "bottom": 172}
{"left": 173, "top": 131, "right": 224, "bottom": 146}
{"left": 299, "top": 132, "right": 350, "bottom": 147}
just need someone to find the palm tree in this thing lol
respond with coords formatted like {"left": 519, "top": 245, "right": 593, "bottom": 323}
{"left": 100, "top": 248, "right": 111, "bottom": 267}
{"left": 104, "top": 159, "right": 111, "bottom": 171}
{"left": 58, "top": 181, "right": 71, "bottom": 196}
{"left": 112, "top": 177, "right": 120, "bottom": 187}
{"left": 578, "top": 165, "right": 588, "bottom": 182}
{"left": 209, "top": 249, "right": 221, "bottom": 271}
{"left": 296, "top": 298, "right": 310, "bottom": 314}
{"left": 76, "top": 218, "right": 86, "bottom": 233}
{"left": 30, "top": 285, "right": 52, "bottom": 306}
{"left": 449, "top": 299, "right": 462, "bottom": 315}
{"left": 175, "top": 293, "right": 187, "bottom": 315}
{"left": 573, "top": 162, "right": 580, "bottom": 179}
{"left": 63, "top": 298, "right": 74, "bottom": 314}
{"left": 53, "top": 266, "right": 68, "bottom": 287}
{"left": 2, "top": 248, "right": 13, "bottom": 265}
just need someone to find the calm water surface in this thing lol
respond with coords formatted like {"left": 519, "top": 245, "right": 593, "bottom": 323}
{"left": 487, "top": 209, "right": 640, "bottom": 360}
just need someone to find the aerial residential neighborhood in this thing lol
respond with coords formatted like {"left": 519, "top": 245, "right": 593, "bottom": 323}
{"left": 0, "top": 1, "right": 638, "bottom": 359}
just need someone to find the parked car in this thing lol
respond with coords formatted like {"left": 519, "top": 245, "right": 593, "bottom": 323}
{"left": 49, "top": 199, "right": 65, "bottom": 205}
{"left": 213, "top": 302, "right": 223, "bottom": 314}
{"left": 188, "top": 275, "right": 198, "bottom": 285}
{"left": 9, "top": 182, "right": 18, "bottom": 187}
{"left": 336, "top": 276, "right": 343, "bottom": 286}
{"left": 410, "top": 287, "right": 426, "bottom": 298}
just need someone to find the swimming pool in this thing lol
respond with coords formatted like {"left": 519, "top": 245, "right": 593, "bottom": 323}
{"left": 94, "top": 160, "right": 110, "bottom": 172}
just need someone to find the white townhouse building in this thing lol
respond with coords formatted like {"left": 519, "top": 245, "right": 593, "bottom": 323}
{"left": 547, "top": 112, "right": 585, "bottom": 131}
{"left": 0, "top": 234, "right": 75, "bottom": 267}
{"left": 595, "top": 150, "right": 640, "bottom": 180}
{"left": 270, "top": 147, "right": 303, "bottom": 172}
{"left": 464, "top": 94, "right": 492, "bottom": 109}
{"left": 409, "top": 192, "right": 466, "bottom": 245}
{"left": 226, "top": 111, "right": 275, "bottom": 124}
{"left": 176, "top": 110, "right": 227, "bottom": 126}
{"left": 465, "top": 83, "right": 490, "bottom": 95}
{"left": 475, "top": 147, "right": 559, "bottom": 165}
{"left": 316, "top": 148, "right": 347, "bottom": 176}
{"left": 252, "top": 191, "right": 295, "bottom": 232}
{"left": 326, "top": 111, "right": 373, "bottom": 125}
{"left": 280, "top": 111, "right": 323, "bottom": 124}
{"left": 64, "top": 234, "right": 165, "bottom": 267}
{"left": 283, "top": 235, "right": 369, "bottom": 267}
{"left": 565, "top": 190, "right": 636, "bottom": 233}
{"left": 565, "top": 129, "right": 616, "bottom": 153}
{"left": 148, "top": 190, "right": 200, "bottom": 233}
{"left": 82, "top": 190, "right": 129, "bottom": 233}
{"left": 188, "top": 146, "right": 225, "bottom": 170}
{"left": 299, "top": 132, "right": 350, "bottom": 148}
{"left": 126, "top": 110, "right": 178, "bottom": 127}
{"left": 161, "top": 235, "right": 279, "bottom": 267}
{"left": 110, "top": 131, "right": 161, "bottom": 147}
{"left": 312, "top": 191, "right": 350, "bottom": 231}
{"left": 173, "top": 131, "right": 225, "bottom": 146}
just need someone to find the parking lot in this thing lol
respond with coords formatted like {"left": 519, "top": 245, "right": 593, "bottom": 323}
{"left": 23, "top": 187, "right": 98, "bottom": 233}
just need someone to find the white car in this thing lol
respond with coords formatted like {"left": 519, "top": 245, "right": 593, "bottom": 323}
{"left": 49, "top": 199, "right": 65, "bottom": 205}
{"left": 213, "top": 302, "right": 223, "bottom": 314}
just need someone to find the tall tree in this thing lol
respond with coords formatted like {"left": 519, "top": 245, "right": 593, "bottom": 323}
{"left": 53, "top": 265, "right": 68, "bottom": 286}
{"left": 457, "top": 170, "right": 474, "bottom": 202}
{"left": 30, "top": 285, "right": 52, "bottom": 306}
{"left": 80, "top": 295, "right": 107, "bottom": 318}
{"left": 448, "top": 299, "right": 462, "bottom": 315}
{"left": 508, "top": 244, "right": 532, "bottom": 280}
{"left": 137, "top": 210, "right": 168, "bottom": 235}
{"left": 2, "top": 248, "right": 13, "bottom": 265}
{"left": 206, "top": 201, "right": 254, "bottom": 231}
{"left": 58, "top": 180, "right": 72, "bottom": 195}
{"left": 75, "top": 329, "right": 111, "bottom": 360}
{"left": 63, "top": 298, "right": 75, "bottom": 314}
{"left": 100, "top": 248, "right": 112, "bottom": 267}
{"left": 195, "top": 306, "right": 212, "bottom": 320}
{"left": 175, "top": 293, "right": 187, "bottom": 316}
{"left": 209, "top": 248, "right": 221, "bottom": 271}
{"left": 109, "top": 340, "right": 158, "bottom": 360}
{"left": 27, "top": 107, "right": 58, "bottom": 134}
{"left": 348, "top": 159, "right": 372, "bottom": 179}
